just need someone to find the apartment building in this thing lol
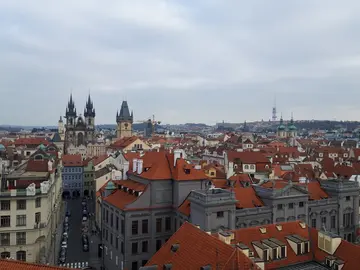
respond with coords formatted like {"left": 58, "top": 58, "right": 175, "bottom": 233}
{"left": 0, "top": 144, "right": 63, "bottom": 263}
{"left": 61, "top": 154, "right": 83, "bottom": 198}
{"left": 97, "top": 149, "right": 360, "bottom": 270}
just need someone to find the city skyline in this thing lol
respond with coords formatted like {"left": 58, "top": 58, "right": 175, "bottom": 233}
{"left": 1, "top": 1, "right": 360, "bottom": 125}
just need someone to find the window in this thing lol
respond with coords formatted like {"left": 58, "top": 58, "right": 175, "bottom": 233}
{"left": 280, "top": 246, "right": 286, "bottom": 258}
{"left": 0, "top": 216, "right": 10, "bottom": 227}
{"left": 106, "top": 210, "right": 109, "bottom": 223}
{"left": 244, "top": 165, "right": 249, "bottom": 170}
{"left": 217, "top": 211, "right": 224, "bottom": 218}
{"left": 156, "top": 218, "right": 162, "bottom": 233}
{"left": 16, "top": 232, "right": 26, "bottom": 245}
{"left": 156, "top": 239, "right": 162, "bottom": 251}
{"left": 35, "top": 198, "right": 41, "bottom": 208}
{"left": 115, "top": 238, "right": 119, "bottom": 249}
{"left": 0, "top": 252, "right": 10, "bottom": 259}
{"left": 16, "top": 250, "right": 26, "bottom": 261}
{"left": 110, "top": 233, "right": 113, "bottom": 245}
{"left": 250, "top": 165, "right": 255, "bottom": 170}
{"left": 321, "top": 216, "right": 327, "bottom": 227}
{"left": 16, "top": 215, "right": 26, "bottom": 226}
{"left": 331, "top": 216, "right": 336, "bottom": 229}
{"left": 105, "top": 230, "right": 108, "bottom": 241}
{"left": 165, "top": 217, "right": 171, "bottom": 231}
{"left": 304, "top": 241, "right": 310, "bottom": 253}
{"left": 0, "top": 233, "right": 10, "bottom": 245}
{"left": 343, "top": 213, "right": 353, "bottom": 228}
{"left": 132, "top": 220, "right": 138, "bottom": 235}
{"left": 17, "top": 200, "right": 26, "bottom": 210}
{"left": 288, "top": 203, "right": 294, "bottom": 209}
{"left": 311, "top": 218, "right": 317, "bottom": 228}
{"left": 132, "top": 242, "right": 138, "bottom": 254}
{"left": 35, "top": 212, "right": 41, "bottom": 224}
{"left": 142, "top": 241, "right": 148, "bottom": 253}
{"left": 0, "top": 200, "right": 10, "bottom": 211}
{"left": 110, "top": 213, "right": 113, "bottom": 227}
{"left": 277, "top": 204, "right": 283, "bottom": 210}
{"left": 346, "top": 196, "right": 350, "bottom": 201}
{"left": 121, "top": 220, "right": 124, "bottom": 235}
{"left": 116, "top": 217, "right": 119, "bottom": 230}
{"left": 132, "top": 261, "right": 138, "bottom": 270}
{"left": 299, "top": 202, "right": 304, "bottom": 208}
{"left": 121, "top": 241, "right": 124, "bottom": 254}
{"left": 142, "top": 219, "right": 148, "bottom": 234}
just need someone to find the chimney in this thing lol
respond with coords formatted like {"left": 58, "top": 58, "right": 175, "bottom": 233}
{"left": 133, "top": 158, "right": 138, "bottom": 172}
{"left": 218, "top": 231, "right": 234, "bottom": 245}
{"left": 226, "top": 161, "right": 234, "bottom": 178}
{"left": 137, "top": 159, "right": 143, "bottom": 174}
{"left": 123, "top": 161, "right": 129, "bottom": 180}
{"left": 173, "top": 149, "right": 182, "bottom": 166}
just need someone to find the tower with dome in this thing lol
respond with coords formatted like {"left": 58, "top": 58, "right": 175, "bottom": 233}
{"left": 277, "top": 114, "right": 297, "bottom": 138}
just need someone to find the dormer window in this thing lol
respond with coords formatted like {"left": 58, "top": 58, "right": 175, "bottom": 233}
{"left": 184, "top": 169, "right": 190, "bottom": 174}
{"left": 286, "top": 235, "right": 310, "bottom": 255}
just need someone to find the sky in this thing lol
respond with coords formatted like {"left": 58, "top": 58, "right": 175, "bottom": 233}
{"left": 1, "top": 1, "right": 360, "bottom": 126}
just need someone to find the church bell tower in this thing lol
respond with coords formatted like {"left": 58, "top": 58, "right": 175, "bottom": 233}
{"left": 84, "top": 94, "right": 96, "bottom": 142}
{"left": 116, "top": 101, "right": 133, "bottom": 139}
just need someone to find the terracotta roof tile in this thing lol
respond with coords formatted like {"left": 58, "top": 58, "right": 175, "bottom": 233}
{"left": 229, "top": 221, "right": 314, "bottom": 269}
{"left": 26, "top": 159, "right": 49, "bottom": 172}
{"left": 146, "top": 222, "right": 258, "bottom": 270}
{"left": 310, "top": 228, "right": 360, "bottom": 270}
{"left": 0, "top": 259, "right": 66, "bottom": 270}
{"left": 93, "top": 154, "right": 109, "bottom": 166}
{"left": 14, "top": 138, "right": 50, "bottom": 147}
{"left": 109, "top": 136, "right": 138, "bottom": 149}
{"left": 62, "top": 154, "right": 83, "bottom": 167}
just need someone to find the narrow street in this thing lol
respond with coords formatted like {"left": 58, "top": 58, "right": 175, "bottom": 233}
{"left": 60, "top": 197, "right": 101, "bottom": 268}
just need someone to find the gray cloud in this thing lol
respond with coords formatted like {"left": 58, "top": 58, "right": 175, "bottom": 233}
{"left": 0, "top": 0, "right": 360, "bottom": 125}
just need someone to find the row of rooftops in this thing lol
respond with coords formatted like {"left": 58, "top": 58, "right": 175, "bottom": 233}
{"left": 143, "top": 220, "right": 360, "bottom": 270}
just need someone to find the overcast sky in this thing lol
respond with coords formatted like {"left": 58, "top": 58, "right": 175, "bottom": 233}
{"left": 1, "top": 1, "right": 360, "bottom": 126}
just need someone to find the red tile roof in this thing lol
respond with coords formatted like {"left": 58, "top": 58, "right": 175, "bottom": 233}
{"left": 109, "top": 136, "right": 139, "bottom": 149}
{"left": 14, "top": 138, "right": 49, "bottom": 147}
{"left": 227, "top": 151, "right": 270, "bottom": 164}
{"left": 230, "top": 221, "right": 314, "bottom": 269}
{"left": 146, "top": 222, "right": 259, "bottom": 270}
{"left": 0, "top": 259, "right": 66, "bottom": 270}
{"left": 310, "top": 228, "right": 360, "bottom": 270}
{"left": 26, "top": 159, "right": 49, "bottom": 172}
{"left": 62, "top": 154, "right": 83, "bottom": 166}
{"left": 129, "top": 151, "right": 208, "bottom": 181}
{"left": 93, "top": 154, "right": 109, "bottom": 166}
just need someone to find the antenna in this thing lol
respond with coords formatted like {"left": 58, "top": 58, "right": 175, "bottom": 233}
{"left": 272, "top": 94, "right": 277, "bottom": 122}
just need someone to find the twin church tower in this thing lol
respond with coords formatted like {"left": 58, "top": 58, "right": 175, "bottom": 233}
{"left": 60, "top": 94, "right": 133, "bottom": 152}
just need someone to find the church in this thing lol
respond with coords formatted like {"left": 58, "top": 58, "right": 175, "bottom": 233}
{"left": 63, "top": 94, "right": 96, "bottom": 156}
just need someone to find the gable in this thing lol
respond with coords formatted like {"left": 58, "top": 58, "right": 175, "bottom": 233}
{"left": 275, "top": 185, "right": 308, "bottom": 198}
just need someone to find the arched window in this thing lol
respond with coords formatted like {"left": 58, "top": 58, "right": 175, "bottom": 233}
{"left": 244, "top": 165, "right": 249, "bottom": 170}
{"left": 1, "top": 251, "right": 10, "bottom": 259}
{"left": 250, "top": 165, "right": 255, "bottom": 170}
{"left": 16, "top": 250, "right": 26, "bottom": 261}
{"left": 77, "top": 133, "right": 84, "bottom": 146}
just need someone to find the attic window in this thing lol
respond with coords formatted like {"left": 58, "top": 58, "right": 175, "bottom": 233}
{"left": 170, "top": 244, "right": 179, "bottom": 253}
{"left": 184, "top": 169, "right": 190, "bottom": 174}
{"left": 144, "top": 167, "right": 150, "bottom": 172}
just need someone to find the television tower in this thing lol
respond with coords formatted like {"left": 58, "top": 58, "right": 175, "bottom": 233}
{"left": 272, "top": 95, "right": 277, "bottom": 121}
